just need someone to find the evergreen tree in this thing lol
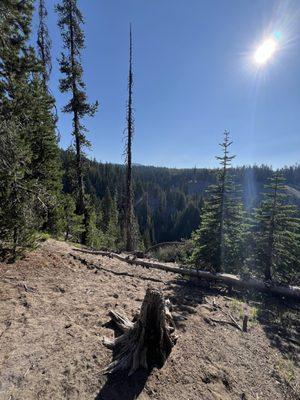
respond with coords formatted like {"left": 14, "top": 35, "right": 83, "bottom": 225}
{"left": 174, "top": 202, "right": 200, "bottom": 240}
{"left": 190, "top": 131, "right": 246, "bottom": 273}
{"left": 105, "top": 196, "right": 122, "bottom": 250}
{"left": 61, "top": 146, "right": 77, "bottom": 194}
{"left": 0, "top": 0, "right": 36, "bottom": 117}
{"left": 85, "top": 206, "right": 104, "bottom": 249}
{"left": 101, "top": 187, "right": 113, "bottom": 232}
{"left": 0, "top": 0, "right": 62, "bottom": 254}
{"left": 0, "top": 119, "right": 37, "bottom": 259}
{"left": 124, "top": 24, "right": 135, "bottom": 251}
{"left": 56, "top": 0, "right": 98, "bottom": 243}
{"left": 62, "top": 194, "right": 84, "bottom": 241}
{"left": 138, "top": 194, "right": 155, "bottom": 248}
{"left": 253, "top": 173, "right": 300, "bottom": 282}
{"left": 37, "top": 0, "right": 52, "bottom": 86}
{"left": 26, "top": 75, "right": 62, "bottom": 232}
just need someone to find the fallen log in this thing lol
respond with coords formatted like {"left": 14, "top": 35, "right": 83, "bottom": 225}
{"left": 72, "top": 248, "right": 300, "bottom": 300}
{"left": 103, "top": 288, "right": 177, "bottom": 375}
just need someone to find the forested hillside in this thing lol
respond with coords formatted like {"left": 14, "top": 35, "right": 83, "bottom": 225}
{"left": 1, "top": 0, "right": 300, "bottom": 286}
{"left": 1, "top": 2, "right": 300, "bottom": 399}
{"left": 62, "top": 151, "right": 300, "bottom": 247}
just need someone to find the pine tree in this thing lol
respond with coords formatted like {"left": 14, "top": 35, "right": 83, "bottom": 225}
{"left": 85, "top": 206, "right": 104, "bottom": 249}
{"left": 37, "top": 0, "right": 52, "bottom": 86}
{"left": 253, "top": 173, "right": 300, "bottom": 282}
{"left": 138, "top": 194, "right": 155, "bottom": 248}
{"left": 124, "top": 24, "right": 135, "bottom": 251}
{"left": 62, "top": 194, "right": 84, "bottom": 242}
{"left": 0, "top": 0, "right": 36, "bottom": 117}
{"left": 0, "top": 0, "right": 62, "bottom": 254}
{"left": 106, "top": 195, "right": 122, "bottom": 250}
{"left": 61, "top": 146, "right": 77, "bottom": 193}
{"left": 190, "top": 131, "right": 246, "bottom": 273}
{"left": 56, "top": 0, "right": 98, "bottom": 243}
{"left": 0, "top": 119, "right": 37, "bottom": 259}
{"left": 101, "top": 188, "right": 113, "bottom": 232}
{"left": 26, "top": 75, "right": 62, "bottom": 232}
{"left": 174, "top": 202, "right": 200, "bottom": 240}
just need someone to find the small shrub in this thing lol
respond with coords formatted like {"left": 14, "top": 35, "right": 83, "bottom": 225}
{"left": 151, "top": 240, "right": 194, "bottom": 263}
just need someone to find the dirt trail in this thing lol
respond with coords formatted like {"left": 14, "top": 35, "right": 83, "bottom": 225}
{"left": 0, "top": 239, "right": 299, "bottom": 400}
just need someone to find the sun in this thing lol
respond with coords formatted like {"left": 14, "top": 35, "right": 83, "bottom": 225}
{"left": 254, "top": 38, "right": 278, "bottom": 65}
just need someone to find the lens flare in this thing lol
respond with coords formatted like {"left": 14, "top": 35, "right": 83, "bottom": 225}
{"left": 254, "top": 38, "right": 278, "bottom": 65}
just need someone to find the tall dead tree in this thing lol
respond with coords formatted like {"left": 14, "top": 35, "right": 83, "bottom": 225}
{"left": 103, "top": 288, "right": 177, "bottom": 375}
{"left": 124, "top": 24, "right": 134, "bottom": 251}
{"left": 56, "top": 0, "right": 98, "bottom": 243}
{"left": 37, "top": 0, "right": 52, "bottom": 87}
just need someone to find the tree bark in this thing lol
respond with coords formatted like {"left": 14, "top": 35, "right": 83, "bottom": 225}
{"left": 124, "top": 24, "right": 134, "bottom": 252}
{"left": 103, "top": 288, "right": 177, "bottom": 375}
{"left": 73, "top": 248, "right": 300, "bottom": 300}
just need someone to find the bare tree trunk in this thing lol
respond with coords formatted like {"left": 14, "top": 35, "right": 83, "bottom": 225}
{"left": 73, "top": 111, "right": 85, "bottom": 215}
{"left": 69, "top": 3, "right": 86, "bottom": 242}
{"left": 103, "top": 288, "right": 177, "bottom": 375}
{"left": 265, "top": 175, "right": 278, "bottom": 281}
{"left": 124, "top": 24, "right": 134, "bottom": 252}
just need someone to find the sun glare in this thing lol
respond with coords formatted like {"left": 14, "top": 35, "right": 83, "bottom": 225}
{"left": 254, "top": 38, "right": 278, "bottom": 65}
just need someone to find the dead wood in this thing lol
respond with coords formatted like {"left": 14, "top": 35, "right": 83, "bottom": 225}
{"left": 207, "top": 317, "right": 240, "bottom": 328}
{"left": 72, "top": 248, "right": 300, "bottom": 300}
{"left": 103, "top": 288, "right": 177, "bottom": 376}
{"left": 243, "top": 315, "right": 249, "bottom": 333}
{"left": 209, "top": 299, "right": 243, "bottom": 331}
{"left": 70, "top": 254, "right": 164, "bottom": 284}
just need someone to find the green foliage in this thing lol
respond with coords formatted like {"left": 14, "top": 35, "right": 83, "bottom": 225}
{"left": 62, "top": 194, "right": 84, "bottom": 242}
{"left": 189, "top": 131, "right": 247, "bottom": 273}
{"left": 0, "top": 0, "right": 62, "bottom": 258}
{"left": 62, "top": 151, "right": 300, "bottom": 257}
{"left": 56, "top": 0, "right": 98, "bottom": 242}
{"left": 85, "top": 208, "right": 104, "bottom": 250}
{"left": 0, "top": 1, "right": 299, "bottom": 292}
{"left": 251, "top": 173, "right": 300, "bottom": 283}
{"left": 0, "top": 120, "right": 37, "bottom": 259}
{"left": 152, "top": 240, "right": 193, "bottom": 263}
{"left": 105, "top": 196, "right": 122, "bottom": 250}
{"left": 37, "top": 0, "right": 52, "bottom": 85}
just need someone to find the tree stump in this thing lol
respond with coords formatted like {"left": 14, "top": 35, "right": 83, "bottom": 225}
{"left": 103, "top": 288, "right": 177, "bottom": 376}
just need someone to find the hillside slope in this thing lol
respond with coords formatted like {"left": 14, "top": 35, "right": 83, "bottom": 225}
{"left": 0, "top": 239, "right": 299, "bottom": 400}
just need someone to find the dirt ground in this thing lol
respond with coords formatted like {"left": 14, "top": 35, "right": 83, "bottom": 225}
{"left": 0, "top": 239, "right": 299, "bottom": 400}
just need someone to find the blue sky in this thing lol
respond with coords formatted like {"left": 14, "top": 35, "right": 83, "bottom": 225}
{"left": 32, "top": 0, "right": 300, "bottom": 168}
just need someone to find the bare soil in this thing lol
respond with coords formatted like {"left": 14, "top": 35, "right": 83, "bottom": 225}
{"left": 0, "top": 239, "right": 299, "bottom": 400}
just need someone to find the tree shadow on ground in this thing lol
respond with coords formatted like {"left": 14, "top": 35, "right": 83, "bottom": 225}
{"left": 164, "top": 275, "right": 300, "bottom": 366}
{"left": 164, "top": 276, "right": 235, "bottom": 330}
{"left": 167, "top": 276, "right": 300, "bottom": 363}
{"left": 95, "top": 369, "right": 150, "bottom": 400}
{"left": 257, "top": 295, "right": 300, "bottom": 364}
